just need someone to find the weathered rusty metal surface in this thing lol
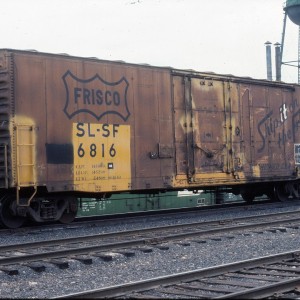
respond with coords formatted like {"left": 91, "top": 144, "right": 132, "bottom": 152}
{"left": 172, "top": 71, "right": 300, "bottom": 188}
{"left": 0, "top": 49, "right": 298, "bottom": 195}
{"left": 0, "top": 49, "right": 174, "bottom": 193}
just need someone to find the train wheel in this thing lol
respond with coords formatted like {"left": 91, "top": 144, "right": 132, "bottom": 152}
{"left": 241, "top": 192, "right": 255, "bottom": 203}
{"left": 0, "top": 195, "right": 26, "bottom": 228}
{"left": 59, "top": 197, "right": 78, "bottom": 224}
{"left": 274, "top": 184, "right": 290, "bottom": 202}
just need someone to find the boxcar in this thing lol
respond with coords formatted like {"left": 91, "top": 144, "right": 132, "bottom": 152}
{"left": 0, "top": 49, "right": 299, "bottom": 227}
{"left": 76, "top": 191, "right": 212, "bottom": 218}
{"left": 76, "top": 190, "right": 242, "bottom": 218}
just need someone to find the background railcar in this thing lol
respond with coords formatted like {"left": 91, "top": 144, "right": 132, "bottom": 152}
{"left": 0, "top": 49, "right": 299, "bottom": 228}
{"left": 76, "top": 190, "right": 242, "bottom": 218}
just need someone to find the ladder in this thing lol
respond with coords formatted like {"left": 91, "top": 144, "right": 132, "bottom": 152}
{"left": 15, "top": 124, "right": 37, "bottom": 206}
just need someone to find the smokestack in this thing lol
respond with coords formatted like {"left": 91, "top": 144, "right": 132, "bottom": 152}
{"left": 265, "top": 41, "right": 272, "bottom": 80}
{"left": 274, "top": 42, "right": 281, "bottom": 81}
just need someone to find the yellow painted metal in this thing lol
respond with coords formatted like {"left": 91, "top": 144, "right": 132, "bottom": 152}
{"left": 173, "top": 173, "right": 237, "bottom": 188}
{"left": 15, "top": 124, "right": 37, "bottom": 206}
{"left": 15, "top": 124, "right": 36, "bottom": 187}
{"left": 73, "top": 122, "right": 131, "bottom": 192}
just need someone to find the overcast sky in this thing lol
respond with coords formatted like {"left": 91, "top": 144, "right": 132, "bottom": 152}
{"left": 1, "top": 0, "right": 299, "bottom": 82}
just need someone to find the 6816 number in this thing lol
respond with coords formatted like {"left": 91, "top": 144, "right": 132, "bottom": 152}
{"left": 77, "top": 143, "right": 116, "bottom": 158}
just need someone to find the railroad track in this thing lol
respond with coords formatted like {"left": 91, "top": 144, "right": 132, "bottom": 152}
{"left": 0, "top": 197, "right": 280, "bottom": 235}
{"left": 54, "top": 249, "right": 300, "bottom": 299}
{"left": 1, "top": 209, "right": 300, "bottom": 273}
{"left": 0, "top": 197, "right": 269, "bottom": 234}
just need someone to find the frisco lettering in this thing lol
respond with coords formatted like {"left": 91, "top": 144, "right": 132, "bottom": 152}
{"left": 74, "top": 88, "right": 121, "bottom": 106}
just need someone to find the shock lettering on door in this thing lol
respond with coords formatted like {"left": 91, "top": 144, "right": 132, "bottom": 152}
{"left": 73, "top": 122, "right": 131, "bottom": 192}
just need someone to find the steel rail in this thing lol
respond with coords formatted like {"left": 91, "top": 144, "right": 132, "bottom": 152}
{"left": 53, "top": 250, "right": 300, "bottom": 299}
{"left": 0, "top": 198, "right": 288, "bottom": 234}
{"left": 2, "top": 208, "right": 300, "bottom": 253}
{"left": 0, "top": 211, "right": 300, "bottom": 267}
{"left": 216, "top": 277, "right": 300, "bottom": 299}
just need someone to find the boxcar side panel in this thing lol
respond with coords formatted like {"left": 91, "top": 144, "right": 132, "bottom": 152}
{"left": 10, "top": 51, "right": 175, "bottom": 194}
{"left": 172, "top": 72, "right": 300, "bottom": 189}
{"left": 4, "top": 49, "right": 300, "bottom": 197}
{"left": 239, "top": 84, "right": 296, "bottom": 180}
{"left": 13, "top": 54, "right": 47, "bottom": 187}
{"left": 173, "top": 75, "right": 231, "bottom": 187}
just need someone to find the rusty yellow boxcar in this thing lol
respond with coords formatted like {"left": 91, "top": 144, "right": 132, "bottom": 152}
{"left": 0, "top": 49, "right": 299, "bottom": 227}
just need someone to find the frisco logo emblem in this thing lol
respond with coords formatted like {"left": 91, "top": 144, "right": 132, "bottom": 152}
{"left": 62, "top": 70, "right": 130, "bottom": 121}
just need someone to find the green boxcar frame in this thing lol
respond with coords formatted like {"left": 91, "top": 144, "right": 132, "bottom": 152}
{"left": 76, "top": 190, "right": 242, "bottom": 217}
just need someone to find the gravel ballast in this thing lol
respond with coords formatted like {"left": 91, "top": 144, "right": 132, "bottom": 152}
{"left": 1, "top": 201, "right": 300, "bottom": 298}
